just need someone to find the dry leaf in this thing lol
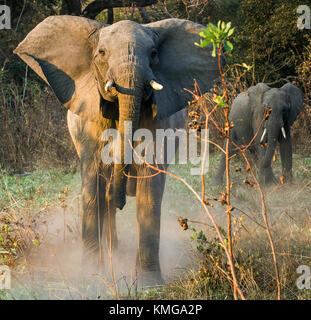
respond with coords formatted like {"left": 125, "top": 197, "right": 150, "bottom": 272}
{"left": 178, "top": 217, "right": 188, "bottom": 231}
{"left": 280, "top": 176, "right": 285, "bottom": 184}
{"left": 243, "top": 179, "right": 255, "bottom": 187}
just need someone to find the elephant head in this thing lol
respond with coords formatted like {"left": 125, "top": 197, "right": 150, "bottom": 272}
{"left": 14, "top": 16, "right": 219, "bottom": 208}
{"left": 249, "top": 82, "right": 304, "bottom": 181}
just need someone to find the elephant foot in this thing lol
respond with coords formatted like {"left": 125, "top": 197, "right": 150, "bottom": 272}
{"left": 81, "top": 246, "right": 104, "bottom": 276}
{"left": 259, "top": 167, "right": 278, "bottom": 185}
{"left": 138, "top": 270, "right": 165, "bottom": 289}
{"left": 136, "top": 259, "right": 164, "bottom": 288}
{"left": 281, "top": 170, "right": 293, "bottom": 184}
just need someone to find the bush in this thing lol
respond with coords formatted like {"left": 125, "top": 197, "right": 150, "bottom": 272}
{"left": 230, "top": 0, "right": 311, "bottom": 83}
{"left": 291, "top": 39, "right": 311, "bottom": 154}
{"left": 0, "top": 62, "right": 77, "bottom": 171}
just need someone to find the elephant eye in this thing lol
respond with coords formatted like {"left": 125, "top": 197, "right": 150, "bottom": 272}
{"left": 151, "top": 49, "right": 158, "bottom": 59}
{"left": 98, "top": 49, "right": 106, "bottom": 56}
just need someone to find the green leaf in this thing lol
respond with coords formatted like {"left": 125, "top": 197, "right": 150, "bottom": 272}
{"left": 213, "top": 95, "right": 226, "bottom": 107}
{"left": 242, "top": 63, "right": 253, "bottom": 70}
{"left": 197, "top": 20, "right": 235, "bottom": 57}
{"left": 227, "top": 27, "right": 235, "bottom": 37}
{"left": 224, "top": 41, "right": 233, "bottom": 52}
{"left": 225, "top": 22, "right": 232, "bottom": 33}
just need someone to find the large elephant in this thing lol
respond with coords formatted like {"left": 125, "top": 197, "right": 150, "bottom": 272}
{"left": 212, "top": 83, "right": 304, "bottom": 185}
{"left": 14, "top": 16, "right": 220, "bottom": 285}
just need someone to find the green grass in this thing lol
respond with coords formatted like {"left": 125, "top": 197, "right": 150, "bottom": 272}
{"left": 0, "top": 168, "right": 80, "bottom": 211}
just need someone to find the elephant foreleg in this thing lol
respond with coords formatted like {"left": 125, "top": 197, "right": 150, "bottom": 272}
{"left": 80, "top": 160, "right": 105, "bottom": 261}
{"left": 257, "top": 142, "right": 277, "bottom": 185}
{"left": 101, "top": 168, "right": 118, "bottom": 252}
{"left": 81, "top": 161, "right": 118, "bottom": 262}
{"left": 135, "top": 166, "right": 166, "bottom": 286}
{"left": 126, "top": 165, "right": 137, "bottom": 196}
{"left": 279, "top": 129, "right": 293, "bottom": 183}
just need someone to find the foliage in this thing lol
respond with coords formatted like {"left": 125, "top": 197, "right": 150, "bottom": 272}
{"left": 159, "top": 0, "right": 310, "bottom": 84}
{"left": 159, "top": 0, "right": 240, "bottom": 25}
{"left": 195, "top": 21, "right": 234, "bottom": 57}
{"left": 232, "top": 0, "right": 311, "bottom": 83}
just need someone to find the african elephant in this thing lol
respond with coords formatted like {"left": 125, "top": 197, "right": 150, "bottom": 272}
{"left": 14, "top": 16, "right": 220, "bottom": 285}
{"left": 212, "top": 83, "right": 304, "bottom": 185}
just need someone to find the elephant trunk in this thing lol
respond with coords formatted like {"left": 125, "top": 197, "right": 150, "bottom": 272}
{"left": 113, "top": 90, "right": 142, "bottom": 210}
{"left": 262, "top": 122, "right": 281, "bottom": 169}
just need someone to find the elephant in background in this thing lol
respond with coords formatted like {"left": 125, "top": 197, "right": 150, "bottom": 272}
{"left": 212, "top": 83, "right": 304, "bottom": 185}
{"left": 14, "top": 16, "right": 220, "bottom": 285}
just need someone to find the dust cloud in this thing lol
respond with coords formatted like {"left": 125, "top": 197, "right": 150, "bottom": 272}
{"left": 10, "top": 190, "right": 200, "bottom": 299}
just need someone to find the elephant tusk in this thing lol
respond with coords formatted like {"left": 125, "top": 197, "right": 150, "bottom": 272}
{"left": 281, "top": 127, "right": 286, "bottom": 139}
{"left": 150, "top": 80, "right": 163, "bottom": 91}
{"left": 105, "top": 80, "right": 114, "bottom": 92}
{"left": 260, "top": 128, "right": 267, "bottom": 143}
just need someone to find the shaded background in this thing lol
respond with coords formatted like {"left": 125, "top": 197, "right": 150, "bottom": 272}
{"left": 0, "top": 0, "right": 311, "bottom": 171}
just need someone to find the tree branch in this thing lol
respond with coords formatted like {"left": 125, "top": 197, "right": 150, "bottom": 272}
{"left": 82, "top": 0, "right": 157, "bottom": 19}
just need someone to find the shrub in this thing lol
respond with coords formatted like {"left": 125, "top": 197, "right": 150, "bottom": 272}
{"left": 0, "top": 62, "right": 77, "bottom": 171}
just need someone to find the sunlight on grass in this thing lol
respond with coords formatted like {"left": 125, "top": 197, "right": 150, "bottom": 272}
{"left": 0, "top": 169, "right": 80, "bottom": 210}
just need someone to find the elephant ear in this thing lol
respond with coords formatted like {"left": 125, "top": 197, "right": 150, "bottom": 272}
{"left": 280, "top": 83, "right": 304, "bottom": 126}
{"left": 146, "top": 18, "right": 221, "bottom": 120}
{"left": 247, "top": 83, "right": 271, "bottom": 128}
{"left": 14, "top": 15, "right": 104, "bottom": 122}
{"left": 248, "top": 83, "right": 271, "bottom": 112}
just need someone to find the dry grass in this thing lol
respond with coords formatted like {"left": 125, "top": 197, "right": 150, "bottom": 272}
{"left": 143, "top": 153, "right": 311, "bottom": 300}
{"left": 0, "top": 65, "right": 77, "bottom": 171}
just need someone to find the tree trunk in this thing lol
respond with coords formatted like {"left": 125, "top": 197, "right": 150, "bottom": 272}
{"left": 107, "top": 8, "right": 114, "bottom": 24}
{"left": 60, "top": 0, "right": 82, "bottom": 15}
{"left": 82, "top": 0, "right": 157, "bottom": 19}
{"left": 138, "top": 7, "right": 151, "bottom": 23}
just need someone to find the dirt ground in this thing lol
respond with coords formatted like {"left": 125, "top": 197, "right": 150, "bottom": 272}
{"left": 9, "top": 184, "right": 201, "bottom": 299}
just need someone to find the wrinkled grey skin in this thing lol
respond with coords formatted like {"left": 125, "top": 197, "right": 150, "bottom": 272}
{"left": 212, "top": 83, "right": 304, "bottom": 186}
{"left": 14, "top": 16, "right": 220, "bottom": 286}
